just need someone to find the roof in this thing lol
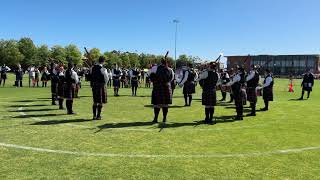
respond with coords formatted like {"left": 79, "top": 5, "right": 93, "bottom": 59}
{"left": 225, "top": 54, "right": 320, "bottom": 58}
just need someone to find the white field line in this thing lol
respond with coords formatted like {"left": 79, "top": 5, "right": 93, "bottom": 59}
{"left": 0, "top": 142, "right": 319, "bottom": 158}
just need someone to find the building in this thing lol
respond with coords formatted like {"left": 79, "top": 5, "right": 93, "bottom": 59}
{"left": 226, "top": 54, "right": 320, "bottom": 75}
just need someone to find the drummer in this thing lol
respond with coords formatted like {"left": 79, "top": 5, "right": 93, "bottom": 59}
{"left": 219, "top": 69, "right": 230, "bottom": 102}
{"left": 246, "top": 65, "right": 260, "bottom": 116}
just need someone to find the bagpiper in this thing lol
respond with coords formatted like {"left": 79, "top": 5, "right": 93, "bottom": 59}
{"left": 112, "top": 64, "right": 122, "bottom": 96}
{"left": 0, "top": 64, "right": 11, "bottom": 87}
{"left": 227, "top": 68, "right": 235, "bottom": 103}
{"left": 91, "top": 56, "right": 109, "bottom": 120}
{"left": 64, "top": 62, "right": 79, "bottom": 115}
{"left": 148, "top": 59, "right": 174, "bottom": 124}
{"left": 261, "top": 69, "right": 274, "bottom": 111}
{"left": 245, "top": 65, "right": 260, "bottom": 116}
{"left": 57, "top": 65, "right": 65, "bottom": 110}
{"left": 198, "top": 62, "right": 220, "bottom": 124}
{"left": 299, "top": 69, "right": 314, "bottom": 100}
{"left": 179, "top": 63, "right": 198, "bottom": 106}
{"left": 219, "top": 69, "right": 230, "bottom": 102}
{"left": 228, "top": 66, "right": 247, "bottom": 120}
{"left": 130, "top": 67, "right": 140, "bottom": 96}
{"left": 50, "top": 64, "right": 59, "bottom": 105}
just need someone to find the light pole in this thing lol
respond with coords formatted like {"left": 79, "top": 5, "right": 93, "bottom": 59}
{"left": 173, "top": 19, "right": 179, "bottom": 70}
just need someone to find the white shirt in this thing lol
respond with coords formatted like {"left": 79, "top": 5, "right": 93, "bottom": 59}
{"left": 0, "top": 66, "right": 11, "bottom": 72}
{"left": 112, "top": 69, "right": 122, "bottom": 77}
{"left": 228, "top": 73, "right": 242, "bottom": 86}
{"left": 197, "top": 70, "right": 220, "bottom": 84}
{"left": 90, "top": 64, "right": 109, "bottom": 84}
{"left": 179, "top": 70, "right": 199, "bottom": 85}
{"left": 246, "top": 70, "right": 255, "bottom": 82}
{"left": 66, "top": 69, "right": 79, "bottom": 84}
{"left": 129, "top": 69, "right": 139, "bottom": 77}
{"left": 263, "top": 76, "right": 273, "bottom": 88}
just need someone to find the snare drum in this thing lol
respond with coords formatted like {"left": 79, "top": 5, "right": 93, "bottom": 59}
{"left": 221, "top": 85, "right": 232, "bottom": 93}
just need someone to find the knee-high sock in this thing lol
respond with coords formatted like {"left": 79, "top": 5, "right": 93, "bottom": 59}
{"left": 301, "top": 90, "right": 305, "bottom": 99}
{"left": 2, "top": 79, "right": 5, "bottom": 86}
{"left": 162, "top": 107, "right": 168, "bottom": 122}
{"left": 131, "top": 86, "right": 134, "bottom": 95}
{"left": 52, "top": 94, "right": 56, "bottom": 104}
{"left": 264, "top": 100, "right": 269, "bottom": 110}
{"left": 92, "top": 105, "right": 97, "bottom": 117}
{"left": 239, "top": 105, "right": 243, "bottom": 117}
{"left": 307, "top": 91, "right": 311, "bottom": 98}
{"left": 154, "top": 108, "right": 160, "bottom": 121}
{"left": 188, "top": 95, "right": 192, "bottom": 105}
{"left": 97, "top": 105, "right": 102, "bottom": 117}
{"left": 134, "top": 87, "right": 137, "bottom": 95}
{"left": 222, "top": 92, "right": 226, "bottom": 100}
{"left": 205, "top": 108, "right": 210, "bottom": 120}
{"left": 184, "top": 94, "right": 188, "bottom": 105}
{"left": 209, "top": 107, "right": 214, "bottom": 121}
{"left": 250, "top": 103, "right": 256, "bottom": 114}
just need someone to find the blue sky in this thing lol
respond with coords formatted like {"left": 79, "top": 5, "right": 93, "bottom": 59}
{"left": 1, "top": 0, "right": 320, "bottom": 63}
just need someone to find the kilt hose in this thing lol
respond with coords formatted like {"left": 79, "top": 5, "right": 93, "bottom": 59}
{"left": 202, "top": 89, "right": 217, "bottom": 106}
{"left": 64, "top": 83, "right": 75, "bottom": 100}
{"left": 92, "top": 83, "right": 107, "bottom": 104}
{"left": 246, "top": 87, "right": 257, "bottom": 103}
{"left": 152, "top": 83, "right": 172, "bottom": 105}
{"left": 183, "top": 81, "right": 196, "bottom": 95}
{"left": 263, "top": 87, "right": 273, "bottom": 101}
{"left": 51, "top": 83, "right": 57, "bottom": 95}
{"left": 113, "top": 79, "right": 120, "bottom": 88}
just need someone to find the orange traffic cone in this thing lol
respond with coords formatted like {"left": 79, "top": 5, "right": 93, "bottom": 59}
{"left": 289, "top": 82, "right": 294, "bottom": 92}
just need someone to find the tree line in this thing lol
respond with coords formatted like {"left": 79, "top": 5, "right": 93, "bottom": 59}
{"left": 0, "top": 37, "right": 202, "bottom": 69}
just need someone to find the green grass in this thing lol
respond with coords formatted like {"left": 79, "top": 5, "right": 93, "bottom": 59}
{"left": 0, "top": 74, "right": 320, "bottom": 179}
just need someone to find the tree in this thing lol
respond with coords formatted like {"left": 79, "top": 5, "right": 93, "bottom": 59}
{"left": 18, "top": 37, "right": 37, "bottom": 67}
{"left": 176, "top": 54, "right": 192, "bottom": 68}
{"left": 65, "top": 44, "right": 82, "bottom": 66}
{"left": 50, "top": 45, "right": 66, "bottom": 64}
{"left": 0, "top": 40, "right": 24, "bottom": 66}
{"left": 34, "top": 45, "right": 51, "bottom": 66}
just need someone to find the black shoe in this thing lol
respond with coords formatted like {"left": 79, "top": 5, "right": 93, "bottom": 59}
{"left": 52, "top": 102, "right": 56, "bottom": 105}
{"left": 152, "top": 119, "right": 158, "bottom": 123}
{"left": 219, "top": 99, "right": 225, "bottom": 102}
{"left": 247, "top": 113, "right": 256, "bottom": 117}
{"left": 298, "top": 97, "right": 303, "bottom": 100}
{"left": 67, "top": 112, "right": 76, "bottom": 115}
{"left": 260, "top": 108, "right": 268, "bottom": 111}
{"left": 92, "top": 117, "right": 97, "bottom": 120}
{"left": 234, "top": 116, "right": 243, "bottom": 120}
{"left": 96, "top": 116, "right": 102, "bottom": 120}
{"left": 184, "top": 104, "right": 188, "bottom": 107}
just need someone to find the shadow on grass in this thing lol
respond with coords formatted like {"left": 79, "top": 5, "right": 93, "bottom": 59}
{"left": 30, "top": 119, "right": 92, "bottom": 125}
{"left": 10, "top": 108, "right": 56, "bottom": 113}
{"left": 289, "top": 98, "right": 305, "bottom": 101}
{"left": 13, "top": 100, "right": 49, "bottom": 103}
{"left": 144, "top": 105, "right": 186, "bottom": 109}
{"left": 13, "top": 114, "right": 64, "bottom": 118}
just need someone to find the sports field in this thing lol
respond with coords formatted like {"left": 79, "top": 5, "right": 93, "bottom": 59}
{"left": 0, "top": 75, "right": 319, "bottom": 179}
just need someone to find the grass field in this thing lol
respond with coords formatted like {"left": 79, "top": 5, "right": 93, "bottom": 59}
{"left": 0, "top": 74, "right": 320, "bottom": 179}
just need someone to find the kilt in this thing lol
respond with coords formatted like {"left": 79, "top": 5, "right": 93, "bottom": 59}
{"left": 302, "top": 83, "right": 312, "bottom": 91}
{"left": 64, "top": 83, "right": 75, "bottom": 100}
{"left": 1, "top": 74, "right": 7, "bottom": 80}
{"left": 234, "top": 88, "right": 247, "bottom": 106}
{"left": 171, "top": 80, "right": 176, "bottom": 90}
{"left": 113, "top": 79, "right": 120, "bottom": 87}
{"left": 202, "top": 90, "right": 217, "bottom": 106}
{"left": 246, "top": 87, "right": 257, "bottom": 103}
{"left": 151, "top": 83, "right": 172, "bottom": 105}
{"left": 263, "top": 87, "right": 273, "bottom": 101}
{"left": 57, "top": 83, "right": 64, "bottom": 98}
{"left": 183, "top": 81, "right": 196, "bottom": 94}
{"left": 51, "top": 83, "right": 57, "bottom": 94}
{"left": 131, "top": 79, "right": 138, "bottom": 87}
{"left": 92, "top": 83, "right": 107, "bottom": 104}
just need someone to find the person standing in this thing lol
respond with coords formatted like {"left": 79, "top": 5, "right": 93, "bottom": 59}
{"left": 197, "top": 62, "right": 220, "bottom": 124}
{"left": 41, "top": 67, "right": 50, "bottom": 87}
{"left": 299, "top": 70, "right": 315, "bottom": 100}
{"left": 179, "top": 63, "right": 198, "bottom": 106}
{"left": 228, "top": 66, "right": 247, "bottom": 120}
{"left": 261, "top": 69, "right": 274, "bottom": 111}
{"left": 0, "top": 64, "right": 11, "bottom": 87}
{"left": 227, "top": 68, "right": 235, "bottom": 103}
{"left": 130, "top": 67, "right": 139, "bottom": 96}
{"left": 112, "top": 64, "right": 122, "bottom": 96}
{"left": 245, "top": 65, "right": 260, "bottom": 116}
{"left": 148, "top": 59, "right": 174, "bottom": 124}
{"left": 91, "top": 56, "right": 109, "bottom": 120}
{"left": 15, "top": 64, "right": 23, "bottom": 88}
{"left": 64, "top": 62, "right": 79, "bottom": 115}
{"left": 219, "top": 69, "right": 230, "bottom": 102}
{"left": 57, "top": 65, "right": 65, "bottom": 110}
{"left": 50, "top": 65, "right": 59, "bottom": 105}
{"left": 34, "top": 67, "right": 40, "bottom": 87}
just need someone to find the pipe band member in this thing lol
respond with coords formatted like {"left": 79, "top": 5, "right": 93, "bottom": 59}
{"left": 0, "top": 64, "right": 11, "bottom": 87}
{"left": 179, "top": 63, "right": 198, "bottom": 106}
{"left": 112, "top": 64, "right": 122, "bottom": 96}
{"left": 197, "top": 62, "right": 220, "bottom": 124}
{"left": 228, "top": 66, "right": 247, "bottom": 120}
{"left": 299, "top": 69, "right": 314, "bottom": 100}
{"left": 261, "top": 69, "right": 274, "bottom": 111}
{"left": 219, "top": 69, "right": 230, "bottom": 102}
{"left": 91, "top": 56, "right": 109, "bottom": 120}
{"left": 64, "top": 62, "right": 79, "bottom": 115}
{"left": 245, "top": 65, "right": 260, "bottom": 116}
{"left": 57, "top": 65, "right": 65, "bottom": 110}
{"left": 148, "top": 59, "right": 175, "bottom": 124}
{"left": 130, "top": 68, "right": 140, "bottom": 96}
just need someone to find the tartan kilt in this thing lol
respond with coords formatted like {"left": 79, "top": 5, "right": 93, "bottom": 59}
{"left": 202, "top": 90, "right": 217, "bottom": 106}
{"left": 246, "top": 87, "right": 257, "bottom": 103}
{"left": 1, "top": 74, "right": 7, "bottom": 80}
{"left": 113, "top": 79, "right": 120, "bottom": 87}
{"left": 131, "top": 79, "right": 139, "bottom": 87}
{"left": 302, "top": 83, "right": 312, "bottom": 91}
{"left": 92, "top": 83, "right": 107, "bottom": 104}
{"left": 57, "top": 83, "right": 64, "bottom": 98}
{"left": 64, "top": 83, "right": 75, "bottom": 99}
{"left": 234, "top": 88, "right": 247, "bottom": 106}
{"left": 151, "top": 83, "right": 172, "bottom": 105}
{"left": 51, "top": 83, "right": 57, "bottom": 94}
{"left": 183, "top": 81, "right": 196, "bottom": 94}
{"left": 263, "top": 87, "right": 273, "bottom": 101}
{"left": 171, "top": 80, "right": 176, "bottom": 90}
